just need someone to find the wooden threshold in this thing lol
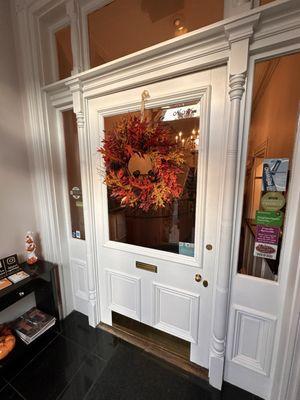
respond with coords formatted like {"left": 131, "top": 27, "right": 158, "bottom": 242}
{"left": 98, "top": 320, "right": 208, "bottom": 382}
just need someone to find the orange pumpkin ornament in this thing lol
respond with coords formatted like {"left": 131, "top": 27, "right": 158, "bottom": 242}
{"left": 0, "top": 325, "right": 16, "bottom": 360}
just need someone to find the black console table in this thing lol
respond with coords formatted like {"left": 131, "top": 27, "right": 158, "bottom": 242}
{"left": 0, "top": 260, "right": 62, "bottom": 321}
{"left": 0, "top": 261, "right": 62, "bottom": 373}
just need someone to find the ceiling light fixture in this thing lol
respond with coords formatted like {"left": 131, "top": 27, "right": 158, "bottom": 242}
{"left": 173, "top": 17, "right": 188, "bottom": 37}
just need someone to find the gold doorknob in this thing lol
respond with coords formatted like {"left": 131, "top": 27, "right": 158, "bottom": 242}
{"left": 195, "top": 274, "right": 202, "bottom": 282}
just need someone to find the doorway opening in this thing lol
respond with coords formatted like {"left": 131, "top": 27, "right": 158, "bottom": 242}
{"left": 91, "top": 67, "right": 227, "bottom": 377}
{"left": 99, "top": 311, "right": 208, "bottom": 380}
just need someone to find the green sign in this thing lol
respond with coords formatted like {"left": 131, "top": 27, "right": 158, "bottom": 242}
{"left": 261, "top": 192, "right": 286, "bottom": 211}
{"left": 255, "top": 210, "right": 283, "bottom": 227}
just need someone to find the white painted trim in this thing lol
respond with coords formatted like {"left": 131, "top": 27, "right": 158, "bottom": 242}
{"left": 286, "top": 310, "right": 300, "bottom": 400}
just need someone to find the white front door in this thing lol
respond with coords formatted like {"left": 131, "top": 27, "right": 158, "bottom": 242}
{"left": 88, "top": 66, "right": 227, "bottom": 368}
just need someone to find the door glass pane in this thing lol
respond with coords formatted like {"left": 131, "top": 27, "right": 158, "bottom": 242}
{"left": 62, "top": 110, "right": 85, "bottom": 240}
{"left": 104, "top": 101, "right": 200, "bottom": 256}
{"left": 88, "top": 0, "right": 223, "bottom": 68}
{"left": 237, "top": 52, "right": 300, "bottom": 280}
{"left": 55, "top": 25, "right": 73, "bottom": 80}
{"left": 260, "top": 0, "right": 275, "bottom": 4}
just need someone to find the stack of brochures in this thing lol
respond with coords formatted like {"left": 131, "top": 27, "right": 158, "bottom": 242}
{"left": 13, "top": 308, "right": 56, "bottom": 345}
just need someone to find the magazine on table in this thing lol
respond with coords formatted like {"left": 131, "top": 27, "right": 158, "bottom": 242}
{"left": 13, "top": 307, "right": 56, "bottom": 345}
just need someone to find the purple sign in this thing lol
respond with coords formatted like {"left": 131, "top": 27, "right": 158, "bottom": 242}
{"left": 254, "top": 225, "right": 280, "bottom": 260}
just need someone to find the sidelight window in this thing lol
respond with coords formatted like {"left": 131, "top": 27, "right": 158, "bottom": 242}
{"left": 237, "top": 52, "right": 300, "bottom": 281}
{"left": 62, "top": 110, "right": 85, "bottom": 240}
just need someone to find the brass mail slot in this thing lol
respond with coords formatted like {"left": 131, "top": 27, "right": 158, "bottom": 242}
{"left": 136, "top": 261, "right": 157, "bottom": 273}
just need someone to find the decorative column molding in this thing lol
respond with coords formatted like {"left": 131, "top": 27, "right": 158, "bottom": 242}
{"left": 66, "top": 0, "right": 83, "bottom": 75}
{"left": 67, "top": 78, "right": 98, "bottom": 327}
{"left": 209, "top": 14, "right": 260, "bottom": 389}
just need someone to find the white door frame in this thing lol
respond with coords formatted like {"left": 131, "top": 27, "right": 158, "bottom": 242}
{"left": 13, "top": 0, "right": 300, "bottom": 393}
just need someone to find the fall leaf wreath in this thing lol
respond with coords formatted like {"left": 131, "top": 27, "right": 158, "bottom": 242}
{"left": 99, "top": 116, "right": 185, "bottom": 211}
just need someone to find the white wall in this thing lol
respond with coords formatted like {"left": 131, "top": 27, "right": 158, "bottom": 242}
{"left": 0, "top": 1, "right": 36, "bottom": 262}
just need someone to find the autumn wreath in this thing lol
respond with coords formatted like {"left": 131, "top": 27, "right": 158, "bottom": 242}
{"left": 99, "top": 116, "right": 184, "bottom": 211}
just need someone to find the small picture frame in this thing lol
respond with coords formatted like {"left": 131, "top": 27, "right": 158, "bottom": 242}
{"left": 0, "top": 254, "right": 21, "bottom": 278}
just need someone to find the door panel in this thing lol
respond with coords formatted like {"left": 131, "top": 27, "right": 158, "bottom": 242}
{"left": 153, "top": 282, "right": 200, "bottom": 343}
{"left": 106, "top": 269, "right": 141, "bottom": 320}
{"left": 225, "top": 52, "right": 300, "bottom": 398}
{"left": 88, "top": 66, "right": 227, "bottom": 368}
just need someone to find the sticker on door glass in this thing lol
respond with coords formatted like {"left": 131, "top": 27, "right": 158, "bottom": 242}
{"left": 261, "top": 192, "right": 286, "bottom": 211}
{"left": 254, "top": 225, "right": 280, "bottom": 260}
{"left": 255, "top": 210, "right": 283, "bottom": 227}
{"left": 162, "top": 104, "right": 199, "bottom": 121}
{"left": 179, "top": 242, "right": 194, "bottom": 257}
{"left": 262, "top": 158, "right": 289, "bottom": 192}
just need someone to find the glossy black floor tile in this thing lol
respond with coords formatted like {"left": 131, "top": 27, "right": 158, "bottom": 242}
{"left": 221, "top": 382, "right": 256, "bottom": 399}
{"left": 60, "top": 311, "right": 119, "bottom": 360}
{"left": 1, "top": 311, "right": 262, "bottom": 400}
{"left": 0, "top": 374, "right": 7, "bottom": 390}
{"left": 58, "top": 354, "right": 106, "bottom": 400}
{"left": 0, "top": 328, "right": 58, "bottom": 381}
{"left": 86, "top": 342, "right": 214, "bottom": 400}
{"left": 10, "top": 335, "right": 89, "bottom": 400}
{"left": 0, "top": 384, "right": 25, "bottom": 399}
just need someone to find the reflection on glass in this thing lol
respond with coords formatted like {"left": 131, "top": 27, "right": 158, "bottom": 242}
{"left": 55, "top": 25, "right": 72, "bottom": 80}
{"left": 62, "top": 111, "right": 85, "bottom": 240}
{"left": 88, "top": 0, "right": 223, "bottom": 68}
{"left": 105, "top": 101, "right": 200, "bottom": 256}
{"left": 260, "top": 0, "right": 275, "bottom": 4}
{"left": 237, "top": 52, "right": 300, "bottom": 281}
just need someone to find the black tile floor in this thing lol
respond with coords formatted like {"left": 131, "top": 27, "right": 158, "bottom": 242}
{"left": 0, "top": 311, "right": 262, "bottom": 400}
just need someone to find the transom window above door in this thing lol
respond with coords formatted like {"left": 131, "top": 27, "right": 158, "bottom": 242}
{"left": 88, "top": 0, "right": 224, "bottom": 68}
{"left": 103, "top": 101, "right": 201, "bottom": 257}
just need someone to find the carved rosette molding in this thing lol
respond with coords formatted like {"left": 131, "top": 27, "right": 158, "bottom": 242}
{"left": 209, "top": 16, "right": 256, "bottom": 390}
